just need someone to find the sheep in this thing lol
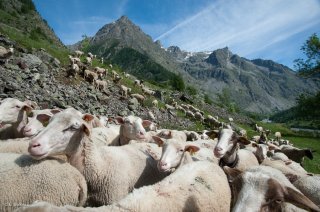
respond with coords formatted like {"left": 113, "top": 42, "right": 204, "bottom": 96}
{"left": 279, "top": 145, "right": 314, "bottom": 165}
{"left": 84, "top": 70, "right": 98, "bottom": 84}
{"left": 184, "top": 130, "right": 200, "bottom": 141}
{"left": 0, "top": 98, "right": 33, "bottom": 139}
{"left": 134, "top": 79, "right": 144, "bottom": 87}
{"left": 147, "top": 111, "right": 156, "bottom": 121}
{"left": 0, "top": 153, "right": 87, "bottom": 211}
{"left": 67, "top": 63, "right": 80, "bottom": 77}
{"left": 130, "top": 93, "right": 145, "bottom": 104}
{"left": 255, "top": 123, "right": 263, "bottom": 133}
{"left": 185, "top": 110, "right": 195, "bottom": 119}
{"left": 87, "top": 52, "right": 94, "bottom": 59}
{"left": 194, "top": 111, "right": 204, "bottom": 123}
{"left": 209, "top": 128, "right": 259, "bottom": 171}
{"left": 152, "top": 99, "right": 158, "bottom": 107}
{"left": 0, "top": 45, "right": 14, "bottom": 64}
{"left": 68, "top": 55, "right": 81, "bottom": 64}
{"left": 90, "top": 125, "right": 121, "bottom": 146}
{"left": 16, "top": 161, "right": 231, "bottom": 212}
{"left": 119, "top": 84, "right": 130, "bottom": 97}
{"left": 293, "top": 175, "right": 320, "bottom": 207}
{"left": 85, "top": 57, "right": 92, "bottom": 66}
{"left": 23, "top": 109, "right": 61, "bottom": 137}
{"left": 93, "top": 79, "right": 107, "bottom": 91}
{"left": 115, "top": 115, "right": 153, "bottom": 145}
{"left": 223, "top": 165, "right": 320, "bottom": 212}
{"left": 94, "top": 67, "right": 107, "bottom": 78}
{"left": 153, "top": 137, "right": 218, "bottom": 172}
{"left": 0, "top": 137, "right": 31, "bottom": 154}
{"left": 111, "top": 70, "right": 118, "bottom": 79}
{"left": 205, "top": 115, "right": 220, "bottom": 128}
{"left": 142, "top": 86, "right": 155, "bottom": 96}
{"left": 74, "top": 50, "right": 84, "bottom": 57}
{"left": 113, "top": 75, "right": 122, "bottom": 84}
{"left": 156, "top": 129, "right": 187, "bottom": 142}
{"left": 28, "top": 109, "right": 167, "bottom": 206}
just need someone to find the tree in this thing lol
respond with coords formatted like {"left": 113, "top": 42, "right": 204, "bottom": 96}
{"left": 294, "top": 33, "right": 320, "bottom": 76}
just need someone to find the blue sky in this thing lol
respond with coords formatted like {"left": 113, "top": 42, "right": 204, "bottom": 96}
{"left": 33, "top": 0, "right": 320, "bottom": 69}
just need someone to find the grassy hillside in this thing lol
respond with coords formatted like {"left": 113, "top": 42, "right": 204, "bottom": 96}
{"left": 0, "top": 0, "right": 70, "bottom": 64}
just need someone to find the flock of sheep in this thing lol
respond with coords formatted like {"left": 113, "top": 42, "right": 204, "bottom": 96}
{"left": 0, "top": 48, "right": 319, "bottom": 211}
{"left": 0, "top": 96, "right": 319, "bottom": 212}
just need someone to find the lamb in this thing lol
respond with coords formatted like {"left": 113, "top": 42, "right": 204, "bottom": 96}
{"left": 16, "top": 161, "right": 231, "bottom": 212}
{"left": 28, "top": 109, "right": 167, "bottom": 206}
{"left": 93, "top": 79, "right": 107, "bottom": 91}
{"left": 279, "top": 145, "right": 313, "bottom": 164}
{"left": 0, "top": 98, "right": 33, "bottom": 139}
{"left": 130, "top": 93, "right": 145, "bottom": 104}
{"left": 224, "top": 165, "right": 320, "bottom": 212}
{"left": 0, "top": 153, "right": 87, "bottom": 211}
{"left": 74, "top": 50, "right": 84, "bottom": 57}
{"left": 115, "top": 115, "right": 153, "bottom": 145}
{"left": 134, "top": 79, "right": 144, "bottom": 87}
{"left": 209, "top": 128, "right": 259, "bottom": 171}
{"left": 68, "top": 63, "right": 80, "bottom": 77}
{"left": 23, "top": 109, "right": 61, "bottom": 137}
{"left": 0, "top": 45, "right": 14, "bottom": 63}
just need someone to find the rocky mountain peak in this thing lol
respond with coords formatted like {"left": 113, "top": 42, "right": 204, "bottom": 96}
{"left": 205, "top": 47, "right": 232, "bottom": 67}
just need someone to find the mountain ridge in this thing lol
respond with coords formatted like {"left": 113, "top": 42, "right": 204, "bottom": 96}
{"left": 69, "top": 16, "right": 320, "bottom": 114}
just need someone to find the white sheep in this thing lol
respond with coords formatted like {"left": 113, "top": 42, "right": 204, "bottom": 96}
{"left": 87, "top": 52, "right": 94, "bottom": 59}
{"left": 74, "top": 50, "right": 84, "bottom": 57}
{"left": 185, "top": 110, "right": 194, "bottom": 118}
{"left": 293, "top": 175, "right": 320, "bottom": 207}
{"left": 0, "top": 153, "right": 87, "bottom": 211}
{"left": 119, "top": 84, "right": 130, "bottom": 97}
{"left": 84, "top": 70, "right": 98, "bottom": 84}
{"left": 152, "top": 99, "right": 158, "bottom": 107}
{"left": 115, "top": 115, "right": 153, "bottom": 145}
{"left": 130, "top": 93, "right": 145, "bottom": 104}
{"left": 17, "top": 161, "right": 231, "bottom": 212}
{"left": 85, "top": 56, "right": 92, "bottom": 66}
{"left": 275, "top": 131, "right": 281, "bottom": 141}
{"left": 0, "top": 137, "right": 30, "bottom": 154}
{"left": 209, "top": 128, "right": 259, "bottom": 171}
{"left": 194, "top": 111, "right": 204, "bottom": 123}
{"left": 28, "top": 109, "right": 166, "bottom": 206}
{"left": 0, "top": 45, "right": 14, "bottom": 64}
{"left": 255, "top": 123, "right": 263, "bottom": 133}
{"left": 93, "top": 79, "right": 107, "bottom": 91}
{"left": 224, "top": 165, "right": 319, "bottom": 211}
{"left": 0, "top": 98, "right": 33, "bottom": 139}
{"left": 94, "top": 67, "right": 107, "bottom": 78}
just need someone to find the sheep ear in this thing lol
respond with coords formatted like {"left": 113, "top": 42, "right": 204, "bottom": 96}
{"left": 50, "top": 109, "right": 62, "bottom": 114}
{"left": 284, "top": 173, "right": 298, "bottom": 183}
{"left": 184, "top": 144, "right": 200, "bottom": 155}
{"left": 284, "top": 186, "right": 320, "bottom": 212}
{"left": 82, "top": 114, "right": 94, "bottom": 122}
{"left": 22, "top": 104, "right": 33, "bottom": 114}
{"left": 36, "top": 114, "right": 52, "bottom": 124}
{"left": 252, "top": 142, "right": 258, "bottom": 147}
{"left": 142, "top": 120, "right": 152, "bottom": 128}
{"left": 115, "top": 117, "right": 124, "bottom": 125}
{"left": 82, "top": 122, "right": 91, "bottom": 136}
{"left": 237, "top": 136, "right": 250, "bottom": 145}
{"left": 206, "top": 130, "right": 219, "bottom": 139}
{"left": 304, "top": 149, "right": 313, "bottom": 160}
{"left": 152, "top": 136, "right": 165, "bottom": 147}
{"left": 223, "top": 167, "right": 242, "bottom": 183}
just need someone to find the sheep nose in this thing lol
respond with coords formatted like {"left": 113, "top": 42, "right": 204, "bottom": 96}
{"left": 31, "top": 141, "right": 41, "bottom": 148}
{"left": 24, "top": 127, "right": 31, "bottom": 132}
{"left": 215, "top": 147, "right": 222, "bottom": 152}
{"left": 139, "top": 131, "right": 144, "bottom": 135}
{"left": 159, "top": 161, "right": 167, "bottom": 167}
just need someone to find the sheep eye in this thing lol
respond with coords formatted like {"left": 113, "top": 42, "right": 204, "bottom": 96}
{"left": 275, "top": 199, "right": 282, "bottom": 204}
{"left": 15, "top": 105, "right": 21, "bottom": 109}
{"left": 179, "top": 149, "right": 184, "bottom": 153}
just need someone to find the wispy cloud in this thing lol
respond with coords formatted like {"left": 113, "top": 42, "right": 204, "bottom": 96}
{"left": 156, "top": 0, "right": 320, "bottom": 62}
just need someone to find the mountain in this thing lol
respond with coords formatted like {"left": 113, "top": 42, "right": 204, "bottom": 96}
{"left": 70, "top": 16, "right": 320, "bottom": 114}
{"left": 0, "top": 0, "right": 68, "bottom": 63}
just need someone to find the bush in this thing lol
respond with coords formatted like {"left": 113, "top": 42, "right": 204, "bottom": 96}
{"left": 20, "top": 0, "right": 36, "bottom": 13}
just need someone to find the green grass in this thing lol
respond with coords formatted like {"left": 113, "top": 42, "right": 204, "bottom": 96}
{"left": 286, "top": 136, "right": 320, "bottom": 174}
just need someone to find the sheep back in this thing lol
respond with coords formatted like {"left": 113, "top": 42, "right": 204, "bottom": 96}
{"left": 0, "top": 153, "right": 87, "bottom": 211}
